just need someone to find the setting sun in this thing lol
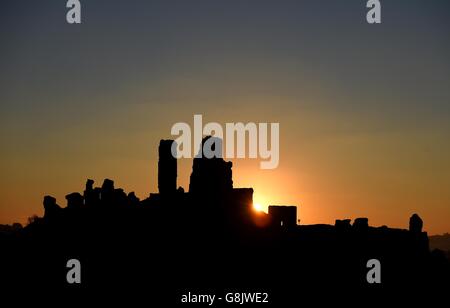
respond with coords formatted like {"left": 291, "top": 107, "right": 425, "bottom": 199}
{"left": 252, "top": 194, "right": 269, "bottom": 213}
{"left": 253, "top": 203, "right": 264, "bottom": 212}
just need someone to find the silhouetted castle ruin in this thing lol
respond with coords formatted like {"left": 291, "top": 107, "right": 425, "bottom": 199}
{"left": 34, "top": 137, "right": 435, "bottom": 246}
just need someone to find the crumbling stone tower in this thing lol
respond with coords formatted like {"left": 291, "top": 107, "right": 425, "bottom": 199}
{"left": 158, "top": 139, "right": 177, "bottom": 195}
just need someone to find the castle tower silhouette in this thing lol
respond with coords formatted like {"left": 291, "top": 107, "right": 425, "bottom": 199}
{"left": 158, "top": 140, "right": 177, "bottom": 195}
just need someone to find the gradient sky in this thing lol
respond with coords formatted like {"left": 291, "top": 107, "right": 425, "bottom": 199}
{"left": 1, "top": 0, "right": 449, "bottom": 234}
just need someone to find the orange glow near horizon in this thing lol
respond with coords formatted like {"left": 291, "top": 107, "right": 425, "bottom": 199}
{"left": 1, "top": 103, "right": 449, "bottom": 235}
{"left": 1, "top": 151, "right": 450, "bottom": 235}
